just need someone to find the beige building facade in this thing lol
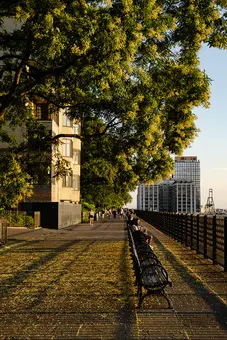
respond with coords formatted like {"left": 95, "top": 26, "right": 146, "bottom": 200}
{"left": 0, "top": 106, "right": 82, "bottom": 228}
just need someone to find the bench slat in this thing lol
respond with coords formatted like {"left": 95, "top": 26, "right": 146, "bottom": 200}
{"left": 127, "top": 225, "right": 172, "bottom": 308}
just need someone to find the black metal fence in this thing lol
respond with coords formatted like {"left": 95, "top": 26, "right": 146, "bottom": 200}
{"left": 136, "top": 210, "right": 227, "bottom": 271}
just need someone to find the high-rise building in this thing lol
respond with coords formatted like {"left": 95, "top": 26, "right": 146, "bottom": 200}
{"left": 137, "top": 156, "right": 201, "bottom": 213}
{"left": 171, "top": 181, "right": 197, "bottom": 213}
{"left": 137, "top": 184, "right": 159, "bottom": 211}
{"left": 173, "top": 156, "right": 200, "bottom": 212}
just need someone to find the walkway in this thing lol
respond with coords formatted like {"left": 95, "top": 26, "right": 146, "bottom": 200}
{"left": 1, "top": 218, "right": 227, "bottom": 339}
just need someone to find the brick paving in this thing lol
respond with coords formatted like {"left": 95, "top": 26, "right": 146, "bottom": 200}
{"left": 0, "top": 218, "right": 227, "bottom": 339}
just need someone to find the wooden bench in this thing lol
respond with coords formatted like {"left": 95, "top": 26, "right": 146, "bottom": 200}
{"left": 127, "top": 226, "right": 172, "bottom": 308}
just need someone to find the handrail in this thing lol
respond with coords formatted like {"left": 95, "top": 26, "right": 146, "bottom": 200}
{"left": 136, "top": 210, "right": 227, "bottom": 271}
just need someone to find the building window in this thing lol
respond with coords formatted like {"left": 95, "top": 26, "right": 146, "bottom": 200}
{"left": 62, "top": 139, "right": 72, "bottom": 157}
{"left": 73, "top": 149, "right": 80, "bottom": 165}
{"left": 62, "top": 172, "right": 73, "bottom": 187}
{"left": 73, "top": 175, "right": 80, "bottom": 191}
{"left": 35, "top": 105, "right": 42, "bottom": 119}
{"left": 35, "top": 104, "right": 49, "bottom": 120}
{"left": 73, "top": 124, "right": 81, "bottom": 135}
{"left": 63, "top": 113, "right": 73, "bottom": 127}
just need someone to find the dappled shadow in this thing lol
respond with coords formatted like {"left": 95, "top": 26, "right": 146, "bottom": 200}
{"left": 0, "top": 239, "right": 83, "bottom": 298}
{"left": 155, "top": 237, "right": 227, "bottom": 330}
{"left": 0, "top": 235, "right": 139, "bottom": 339}
{"left": 115, "top": 237, "right": 138, "bottom": 340}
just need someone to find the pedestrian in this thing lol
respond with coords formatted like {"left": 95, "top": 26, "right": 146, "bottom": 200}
{"left": 89, "top": 209, "right": 94, "bottom": 226}
{"left": 113, "top": 210, "right": 117, "bottom": 218}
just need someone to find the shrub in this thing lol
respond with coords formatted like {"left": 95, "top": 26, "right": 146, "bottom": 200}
{"left": 24, "top": 216, "right": 35, "bottom": 228}
{"left": 0, "top": 211, "right": 34, "bottom": 228}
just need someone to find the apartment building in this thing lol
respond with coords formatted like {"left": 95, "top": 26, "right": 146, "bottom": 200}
{"left": 0, "top": 102, "right": 82, "bottom": 228}
{"left": 27, "top": 102, "right": 81, "bottom": 204}
{"left": 137, "top": 184, "right": 159, "bottom": 211}
{"left": 137, "top": 156, "right": 200, "bottom": 214}
{"left": 0, "top": 18, "right": 82, "bottom": 227}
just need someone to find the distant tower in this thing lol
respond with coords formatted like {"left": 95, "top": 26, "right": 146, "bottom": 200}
{"left": 174, "top": 156, "right": 201, "bottom": 212}
{"left": 204, "top": 189, "right": 215, "bottom": 213}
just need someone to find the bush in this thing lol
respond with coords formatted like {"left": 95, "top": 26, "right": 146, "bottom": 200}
{"left": 0, "top": 211, "right": 34, "bottom": 228}
{"left": 24, "top": 216, "right": 35, "bottom": 228}
{"left": 82, "top": 211, "right": 90, "bottom": 223}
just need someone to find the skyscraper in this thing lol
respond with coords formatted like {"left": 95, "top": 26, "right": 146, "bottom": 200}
{"left": 137, "top": 156, "right": 201, "bottom": 213}
{"left": 173, "top": 156, "right": 200, "bottom": 212}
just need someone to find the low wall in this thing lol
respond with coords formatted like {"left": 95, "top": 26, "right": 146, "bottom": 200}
{"left": 19, "top": 202, "right": 81, "bottom": 229}
{"left": 58, "top": 202, "right": 81, "bottom": 229}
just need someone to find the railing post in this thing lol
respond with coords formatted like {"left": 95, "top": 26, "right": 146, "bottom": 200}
{"left": 204, "top": 215, "right": 207, "bottom": 258}
{"left": 212, "top": 215, "right": 216, "bottom": 264}
{"left": 185, "top": 214, "right": 188, "bottom": 246}
{"left": 176, "top": 213, "right": 180, "bottom": 241}
{"left": 224, "top": 217, "right": 227, "bottom": 272}
{"left": 168, "top": 213, "right": 171, "bottom": 236}
{"left": 167, "top": 213, "right": 171, "bottom": 236}
{"left": 190, "top": 214, "right": 193, "bottom": 249}
{"left": 172, "top": 213, "right": 175, "bottom": 239}
{"left": 163, "top": 213, "right": 166, "bottom": 233}
{"left": 196, "top": 214, "right": 200, "bottom": 253}
{"left": 160, "top": 212, "right": 163, "bottom": 231}
{"left": 170, "top": 213, "right": 173, "bottom": 237}
{"left": 172, "top": 213, "right": 176, "bottom": 239}
{"left": 180, "top": 214, "right": 183, "bottom": 243}
{"left": 175, "top": 213, "right": 178, "bottom": 240}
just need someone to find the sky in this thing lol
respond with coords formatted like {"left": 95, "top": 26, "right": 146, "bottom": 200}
{"left": 128, "top": 45, "right": 227, "bottom": 210}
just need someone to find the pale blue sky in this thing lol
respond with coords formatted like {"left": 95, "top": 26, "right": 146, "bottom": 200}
{"left": 184, "top": 45, "right": 227, "bottom": 209}
{"left": 128, "top": 45, "right": 227, "bottom": 209}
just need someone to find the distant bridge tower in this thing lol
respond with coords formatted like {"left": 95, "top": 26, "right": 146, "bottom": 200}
{"left": 204, "top": 189, "right": 215, "bottom": 213}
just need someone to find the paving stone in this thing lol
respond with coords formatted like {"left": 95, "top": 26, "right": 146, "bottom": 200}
{"left": 0, "top": 218, "right": 227, "bottom": 339}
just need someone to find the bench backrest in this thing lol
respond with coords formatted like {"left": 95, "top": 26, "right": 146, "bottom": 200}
{"left": 128, "top": 226, "right": 170, "bottom": 289}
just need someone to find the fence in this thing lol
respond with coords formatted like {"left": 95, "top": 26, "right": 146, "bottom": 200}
{"left": 136, "top": 210, "right": 227, "bottom": 271}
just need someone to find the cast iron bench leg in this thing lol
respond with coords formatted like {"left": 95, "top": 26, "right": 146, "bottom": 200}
{"left": 161, "top": 290, "right": 172, "bottom": 309}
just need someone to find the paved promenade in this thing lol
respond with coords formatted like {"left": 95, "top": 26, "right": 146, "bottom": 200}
{"left": 1, "top": 218, "right": 227, "bottom": 339}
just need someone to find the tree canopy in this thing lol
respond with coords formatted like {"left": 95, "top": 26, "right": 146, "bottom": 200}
{"left": 1, "top": 0, "right": 227, "bottom": 207}
{"left": 0, "top": 152, "right": 33, "bottom": 209}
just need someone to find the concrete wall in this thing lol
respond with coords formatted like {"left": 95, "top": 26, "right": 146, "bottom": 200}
{"left": 58, "top": 202, "right": 81, "bottom": 228}
{"left": 20, "top": 202, "right": 81, "bottom": 229}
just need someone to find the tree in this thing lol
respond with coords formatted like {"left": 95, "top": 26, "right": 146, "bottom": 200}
{"left": 1, "top": 0, "right": 227, "bottom": 205}
{"left": 81, "top": 117, "right": 140, "bottom": 207}
{"left": 0, "top": 152, "right": 33, "bottom": 209}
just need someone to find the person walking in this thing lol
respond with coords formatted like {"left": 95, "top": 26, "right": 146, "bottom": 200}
{"left": 89, "top": 209, "right": 94, "bottom": 226}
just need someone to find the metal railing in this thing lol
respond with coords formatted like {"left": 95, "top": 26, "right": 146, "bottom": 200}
{"left": 136, "top": 210, "right": 227, "bottom": 271}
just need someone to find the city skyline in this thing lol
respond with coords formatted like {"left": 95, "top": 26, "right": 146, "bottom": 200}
{"left": 128, "top": 44, "right": 227, "bottom": 210}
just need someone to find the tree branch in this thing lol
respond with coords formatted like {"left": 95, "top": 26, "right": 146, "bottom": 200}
{"left": 52, "top": 117, "right": 121, "bottom": 142}
{"left": 52, "top": 133, "right": 82, "bottom": 141}
{"left": 0, "top": 54, "right": 23, "bottom": 61}
{"left": 0, "top": 34, "right": 33, "bottom": 117}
